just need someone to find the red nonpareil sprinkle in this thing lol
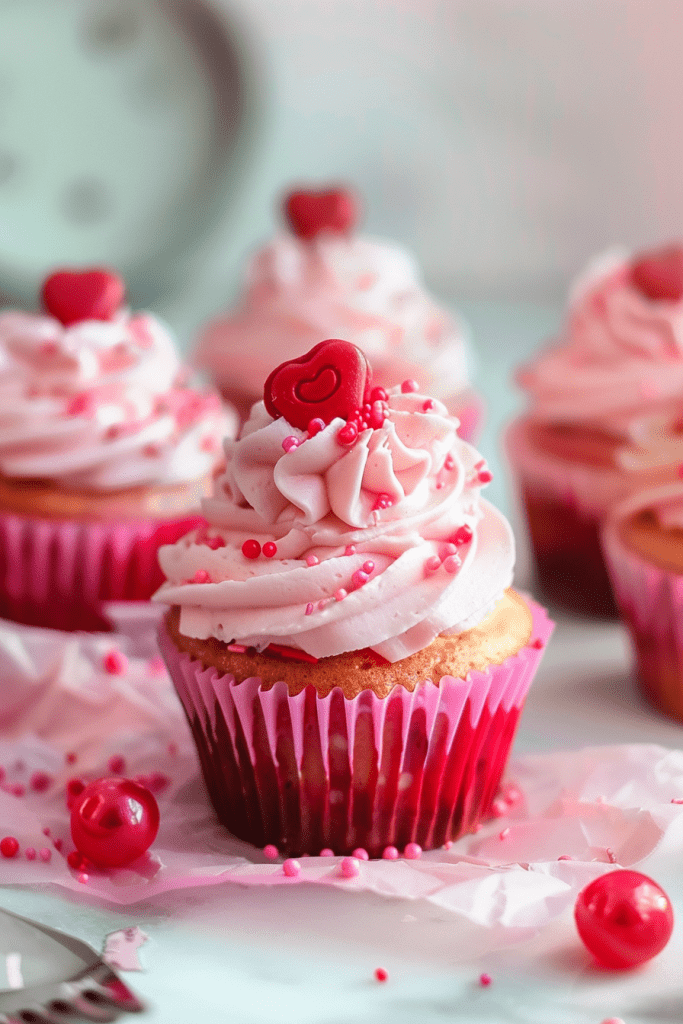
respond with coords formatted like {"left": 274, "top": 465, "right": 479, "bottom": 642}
{"left": 67, "top": 850, "right": 90, "bottom": 872}
{"left": 368, "top": 400, "right": 388, "bottom": 429}
{"left": 282, "top": 858, "right": 301, "bottom": 878}
{"left": 370, "top": 386, "right": 388, "bottom": 402}
{"left": 66, "top": 392, "right": 95, "bottom": 417}
{"left": 452, "top": 524, "right": 473, "bottom": 546}
{"left": 66, "top": 751, "right": 77, "bottom": 765}
{"left": 108, "top": 755, "right": 126, "bottom": 775}
{"left": 30, "top": 771, "right": 52, "bottom": 793}
{"left": 351, "top": 569, "right": 369, "bottom": 588}
{"left": 227, "top": 643, "right": 248, "bottom": 653}
{"left": 374, "top": 968, "right": 388, "bottom": 983}
{"left": 401, "top": 379, "right": 419, "bottom": 393}
{"left": 305, "top": 602, "right": 314, "bottom": 615}
{"left": 192, "top": 569, "right": 211, "bottom": 584}
{"left": 11, "top": 784, "right": 25, "bottom": 797}
{"left": 263, "top": 844, "right": 279, "bottom": 860}
{"left": 373, "top": 493, "right": 393, "bottom": 511}
{"left": 362, "top": 560, "right": 375, "bottom": 574}
{"left": 307, "top": 418, "right": 325, "bottom": 436}
{"left": 345, "top": 545, "right": 356, "bottom": 556}
{"left": 531, "top": 638, "right": 544, "bottom": 649}
{"left": 39, "top": 847, "right": 51, "bottom": 862}
{"left": 306, "top": 554, "right": 320, "bottom": 566}
{"left": 0, "top": 836, "right": 19, "bottom": 858}
{"left": 479, "top": 973, "right": 492, "bottom": 987}
{"left": 205, "top": 535, "right": 226, "bottom": 549}
{"left": 103, "top": 649, "right": 128, "bottom": 675}
{"left": 478, "top": 469, "right": 493, "bottom": 483}
{"left": 265, "top": 644, "right": 319, "bottom": 664}
{"left": 53, "top": 838, "right": 63, "bottom": 852}
{"left": 42, "top": 827, "right": 50, "bottom": 837}
{"left": 66, "top": 778, "right": 86, "bottom": 809}
{"left": 337, "top": 421, "right": 359, "bottom": 447}
{"left": 242, "top": 539, "right": 261, "bottom": 559}
{"left": 262, "top": 541, "right": 277, "bottom": 558}
{"left": 422, "top": 399, "right": 435, "bottom": 412}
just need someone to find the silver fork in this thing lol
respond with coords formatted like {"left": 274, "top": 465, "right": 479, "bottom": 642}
{"left": 0, "top": 908, "right": 145, "bottom": 1023}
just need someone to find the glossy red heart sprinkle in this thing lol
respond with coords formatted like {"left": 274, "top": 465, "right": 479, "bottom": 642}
{"left": 283, "top": 188, "right": 358, "bottom": 240}
{"left": 42, "top": 268, "right": 125, "bottom": 326}
{"left": 575, "top": 870, "right": 673, "bottom": 969}
{"left": 70, "top": 777, "right": 159, "bottom": 868}
{"left": 631, "top": 244, "right": 683, "bottom": 302}
{"left": 264, "top": 339, "right": 371, "bottom": 430}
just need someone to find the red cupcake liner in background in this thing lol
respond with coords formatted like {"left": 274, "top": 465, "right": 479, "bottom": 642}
{"left": 0, "top": 511, "right": 204, "bottom": 632}
{"left": 603, "top": 512, "right": 683, "bottom": 723}
{"left": 159, "top": 598, "right": 553, "bottom": 857}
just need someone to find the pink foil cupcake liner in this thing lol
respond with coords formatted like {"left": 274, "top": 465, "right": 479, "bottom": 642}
{"left": 603, "top": 514, "right": 683, "bottom": 722}
{"left": 0, "top": 511, "right": 204, "bottom": 632}
{"left": 158, "top": 597, "right": 553, "bottom": 856}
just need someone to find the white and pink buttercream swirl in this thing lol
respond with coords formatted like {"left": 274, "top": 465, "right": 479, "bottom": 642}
{"left": 519, "top": 250, "right": 683, "bottom": 425}
{"left": 154, "top": 389, "right": 513, "bottom": 663}
{"left": 194, "top": 233, "right": 472, "bottom": 412}
{"left": 0, "top": 310, "right": 237, "bottom": 490}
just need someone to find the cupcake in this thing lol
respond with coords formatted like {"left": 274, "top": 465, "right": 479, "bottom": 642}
{"left": 194, "top": 186, "right": 482, "bottom": 438}
{"left": 0, "top": 267, "right": 237, "bottom": 631}
{"left": 603, "top": 482, "right": 683, "bottom": 722}
{"left": 155, "top": 338, "right": 551, "bottom": 856}
{"left": 507, "top": 244, "right": 683, "bottom": 616}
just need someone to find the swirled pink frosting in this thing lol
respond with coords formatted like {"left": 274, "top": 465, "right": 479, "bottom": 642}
{"left": 154, "top": 389, "right": 513, "bottom": 663}
{"left": 519, "top": 251, "right": 683, "bottom": 425}
{"left": 0, "top": 310, "right": 237, "bottom": 490}
{"left": 193, "top": 233, "right": 472, "bottom": 412}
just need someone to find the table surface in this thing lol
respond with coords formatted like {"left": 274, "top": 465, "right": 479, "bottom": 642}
{"left": 3, "top": 301, "right": 682, "bottom": 1024}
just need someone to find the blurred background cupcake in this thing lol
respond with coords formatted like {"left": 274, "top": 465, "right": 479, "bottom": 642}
{"left": 156, "top": 339, "right": 551, "bottom": 856}
{"left": 507, "top": 245, "right": 683, "bottom": 616}
{"left": 603, "top": 482, "right": 683, "bottom": 723}
{"left": 193, "top": 186, "right": 483, "bottom": 438}
{"left": 0, "top": 267, "right": 236, "bottom": 631}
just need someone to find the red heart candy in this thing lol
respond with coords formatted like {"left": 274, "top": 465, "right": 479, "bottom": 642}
{"left": 283, "top": 188, "right": 358, "bottom": 240}
{"left": 631, "top": 244, "right": 683, "bottom": 302}
{"left": 264, "top": 339, "right": 371, "bottom": 430}
{"left": 41, "top": 268, "right": 126, "bottom": 326}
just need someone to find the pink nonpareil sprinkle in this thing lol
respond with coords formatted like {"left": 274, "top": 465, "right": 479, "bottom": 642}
{"left": 334, "top": 588, "right": 348, "bottom": 601}
{"left": 25, "top": 847, "right": 36, "bottom": 861}
{"left": 305, "top": 603, "right": 314, "bottom": 616}
{"left": 192, "top": 569, "right": 211, "bottom": 584}
{"left": 351, "top": 570, "right": 369, "bottom": 588}
{"left": 401, "top": 379, "right": 419, "bottom": 393}
{"left": 498, "top": 828, "right": 510, "bottom": 840}
{"left": 200, "top": 434, "right": 219, "bottom": 452}
{"left": 29, "top": 771, "right": 52, "bottom": 793}
{"left": 382, "top": 846, "right": 399, "bottom": 861}
{"left": 39, "top": 848, "right": 51, "bottom": 863}
{"left": 282, "top": 435, "right": 300, "bottom": 453}
{"left": 108, "top": 755, "right": 126, "bottom": 775}
{"left": 344, "top": 544, "right": 356, "bottom": 556}
{"left": 306, "top": 554, "right": 320, "bottom": 566}
{"left": 341, "top": 857, "right": 360, "bottom": 878}
{"left": 78, "top": 873, "right": 89, "bottom": 884}
{"left": 103, "top": 649, "right": 128, "bottom": 675}
{"left": 319, "top": 848, "right": 334, "bottom": 857}
{"left": 352, "top": 848, "right": 370, "bottom": 861}
{"left": 404, "top": 843, "right": 422, "bottom": 860}
{"left": 438, "top": 543, "right": 457, "bottom": 561}
{"left": 263, "top": 844, "right": 279, "bottom": 860}
{"left": 443, "top": 555, "right": 460, "bottom": 574}
{"left": 479, "top": 973, "right": 492, "bottom": 987}
{"left": 424, "top": 555, "right": 441, "bottom": 575}
{"left": 282, "top": 858, "right": 301, "bottom": 878}
{"left": 491, "top": 798, "right": 508, "bottom": 818}
{"left": 362, "top": 560, "right": 374, "bottom": 574}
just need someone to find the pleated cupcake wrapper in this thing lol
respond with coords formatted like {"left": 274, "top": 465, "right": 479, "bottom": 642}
{"left": 159, "top": 597, "right": 553, "bottom": 856}
{"left": 602, "top": 521, "right": 683, "bottom": 721}
{"left": 0, "top": 510, "right": 204, "bottom": 632}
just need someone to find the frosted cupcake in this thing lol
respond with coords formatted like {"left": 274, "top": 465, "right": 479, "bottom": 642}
{"left": 156, "top": 338, "right": 551, "bottom": 856}
{"left": 603, "top": 483, "right": 683, "bottom": 722}
{"left": 507, "top": 244, "right": 683, "bottom": 616}
{"left": 194, "top": 186, "right": 482, "bottom": 438}
{"left": 0, "top": 267, "right": 237, "bottom": 631}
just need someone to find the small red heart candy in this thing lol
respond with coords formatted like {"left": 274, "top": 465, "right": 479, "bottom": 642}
{"left": 264, "top": 339, "right": 371, "bottom": 430}
{"left": 283, "top": 188, "right": 358, "bottom": 240}
{"left": 42, "top": 268, "right": 126, "bottom": 326}
{"left": 631, "top": 244, "right": 683, "bottom": 302}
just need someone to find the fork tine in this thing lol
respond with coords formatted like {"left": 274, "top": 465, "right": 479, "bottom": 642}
{"left": 5, "top": 1008, "right": 63, "bottom": 1024}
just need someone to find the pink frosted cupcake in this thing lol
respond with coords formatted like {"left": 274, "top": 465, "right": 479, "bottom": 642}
{"left": 0, "top": 267, "right": 237, "bottom": 631}
{"left": 507, "top": 244, "right": 683, "bottom": 616}
{"left": 194, "top": 186, "right": 482, "bottom": 439}
{"left": 603, "top": 483, "right": 683, "bottom": 722}
{"left": 155, "top": 338, "right": 551, "bottom": 856}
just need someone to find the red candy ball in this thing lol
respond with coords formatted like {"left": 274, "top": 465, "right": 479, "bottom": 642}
{"left": 70, "top": 777, "right": 159, "bottom": 868}
{"left": 242, "top": 539, "right": 261, "bottom": 559}
{"left": 631, "top": 244, "right": 683, "bottom": 302}
{"left": 575, "top": 870, "right": 674, "bottom": 969}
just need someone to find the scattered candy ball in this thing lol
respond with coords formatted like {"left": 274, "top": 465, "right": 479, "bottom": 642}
{"left": 374, "top": 968, "right": 388, "bottom": 983}
{"left": 0, "top": 836, "right": 19, "bottom": 858}
{"left": 319, "top": 848, "right": 334, "bottom": 857}
{"left": 103, "top": 649, "right": 128, "bottom": 675}
{"left": 262, "top": 541, "right": 277, "bottom": 558}
{"left": 352, "top": 847, "right": 370, "bottom": 861}
{"left": 404, "top": 843, "right": 422, "bottom": 860}
{"left": 282, "top": 858, "right": 301, "bottom": 878}
{"left": 382, "top": 845, "right": 399, "bottom": 860}
{"left": 574, "top": 870, "right": 674, "bottom": 969}
{"left": 39, "top": 847, "right": 51, "bottom": 862}
{"left": 479, "top": 973, "right": 492, "bottom": 987}
{"left": 341, "top": 856, "right": 360, "bottom": 878}
{"left": 263, "top": 844, "right": 279, "bottom": 860}
{"left": 70, "top": 777, "right": 159, "bottom": 868}
{"left": 242, "top": 539, "right": 261, "bottom": 559}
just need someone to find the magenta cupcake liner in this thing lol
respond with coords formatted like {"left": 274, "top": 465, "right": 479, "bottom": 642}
{"left": 603, "top": 505, "right": 683, "bottom": 722}
{"left": 159, "top": 597, "right": 553, "bottom": 856}
{"left": 0, "top": 510, "right": 204, "bottom": 632}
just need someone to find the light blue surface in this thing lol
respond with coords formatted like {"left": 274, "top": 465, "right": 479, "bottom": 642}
{"left": 1, "top": 302, "right": 683, "bottom": 1023}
